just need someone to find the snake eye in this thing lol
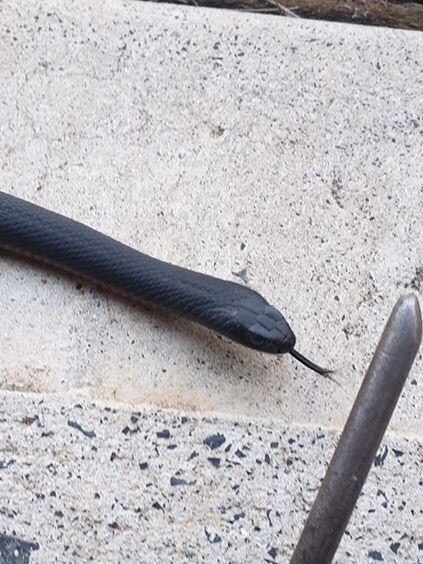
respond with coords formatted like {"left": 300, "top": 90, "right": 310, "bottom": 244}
{"left": 248, "top": 333, "right": 265, "bottom": 348}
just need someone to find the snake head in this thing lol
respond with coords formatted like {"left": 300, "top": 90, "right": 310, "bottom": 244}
{"left": 230, "top": 300, "right": 332, "bottom": 375}
{"left": 221, "top": 300, "right": 296, "bottom": 354}
{"left": 244, "top": 303, "right": 296, "bottom": 354}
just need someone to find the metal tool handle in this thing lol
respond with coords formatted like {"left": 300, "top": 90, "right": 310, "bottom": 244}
{"left": 291, "top": 294, "right": 422, "bottom": 564}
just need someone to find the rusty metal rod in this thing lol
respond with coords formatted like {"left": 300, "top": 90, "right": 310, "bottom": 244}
{"left": 291, "top": 293, "right": 422, "bottom": 564}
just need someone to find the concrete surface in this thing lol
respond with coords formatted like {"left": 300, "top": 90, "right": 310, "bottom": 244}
{"left": 0, "top": 0, "right": 422, "bottom": 562}
{"left": 1, "top": 391, "right": 422, "bottom": 563}
{"left": 1, "top": 0, "right": 422, "bottom": 432}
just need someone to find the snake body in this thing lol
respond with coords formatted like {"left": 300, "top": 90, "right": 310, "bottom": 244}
{"left": 0, "top": 191, "right": 329, "bottom": 374}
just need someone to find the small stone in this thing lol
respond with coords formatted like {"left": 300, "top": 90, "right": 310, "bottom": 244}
{"left": 374, "top": 446, "right": 388, "bottom": 467}
{"left": 368, "top": 550, "right": 383, "bottom": 561}
{"left": 170, "top": 476, "right": 196, "bottom": 486}
{"left": 390, "top": 542, "right": 400, "bottom": 554}
{"left": 268, "top": 547, "right": 277, "bottom": 559}
{"left": 204, "top": 433, "right": 226, "bottom": 450}
{"left": 156, "top": 429, "right": 171, "bottom": 439}
{"left": 208, "top": 457, "right": 221, "bottom": 468}
{"left": 205, "top": 529, "right": 221, "bottom": 543}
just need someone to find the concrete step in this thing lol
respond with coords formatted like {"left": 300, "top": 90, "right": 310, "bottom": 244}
{"left": 1, "top": 390, "right": 422, "bottom": 563}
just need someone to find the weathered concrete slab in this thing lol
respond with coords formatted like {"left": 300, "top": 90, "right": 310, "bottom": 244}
{"left": 0, "top": 3, "right": 422, "bottom": 433}
{"left": 1, "top": 390, "right": 422, "bottom": 563}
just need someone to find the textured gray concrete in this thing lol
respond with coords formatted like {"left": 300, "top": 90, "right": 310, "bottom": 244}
{"left": 1, "top": 391, "right": 422, "bottom": 563}
{"left": 0, "top": 1, "right": 422, "bottom": 562}
{"left": 1, "top": 0, "right": 422, "bottom": 434}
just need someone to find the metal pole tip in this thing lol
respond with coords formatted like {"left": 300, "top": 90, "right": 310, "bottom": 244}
{"left": 391, "top": 293, "right": 422, "bottom": 348}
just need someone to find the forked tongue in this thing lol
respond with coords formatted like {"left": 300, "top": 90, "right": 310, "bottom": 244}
{"left": 290, "top": 348, "right": 334, "bottom": 378}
